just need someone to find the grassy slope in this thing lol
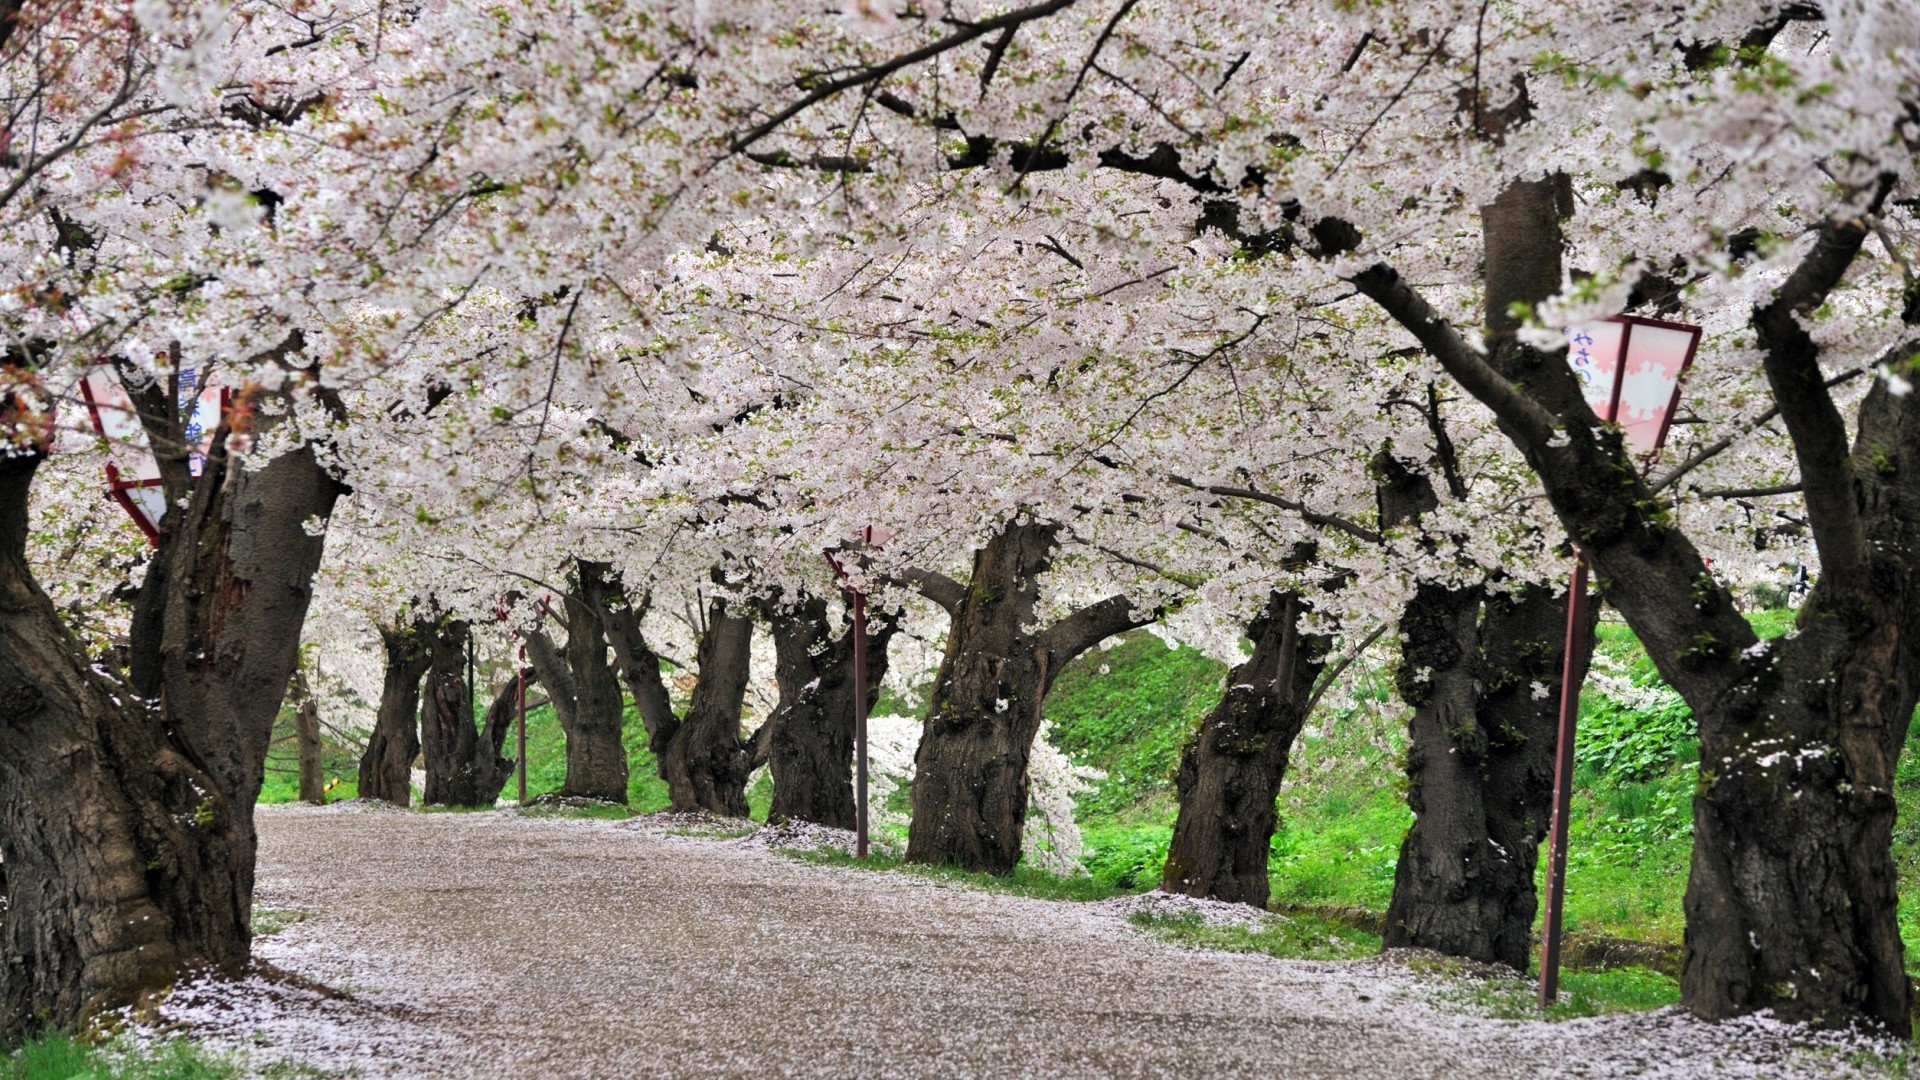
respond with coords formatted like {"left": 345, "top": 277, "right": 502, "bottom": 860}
{"left": 1044, "top": 610, "right": 1920, "bottom": 963}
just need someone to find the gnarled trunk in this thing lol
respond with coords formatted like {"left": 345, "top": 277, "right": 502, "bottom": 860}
{"left": 420, "top": 620, "right": 514, "bottom": 807}
{"left": 760, "top": 592, "right": 895, "bottom": 828}
{"left": 359, "top": 621, "right": 429, "bottom": 806}
{"left": 1160, "top": 591, "right": 1328, "bottom": 907}
{"left": 657, "top": 596, "right": 754, "bottom": 816}
{"left": 906, "top": 517, "right": 1148, "bottom": 874}
{"left": 1354, "top": 173, "right": 1920, "bottom": 1029}
{"left": 1382, "top": 583, "right": 1586, "bottom": 970}
{"left": 1, "top": 390, "right": 338, "bottom": 1036}
{"left": 524, "top": 572, "right": 629, "bottom": 803}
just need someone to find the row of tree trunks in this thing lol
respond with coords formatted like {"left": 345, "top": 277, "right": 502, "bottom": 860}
{"left": 523, "top": 572, "right": 629, "bottom": 803}
{"left": 2, "top": 366, "right": 340, "bottom": 1037}
{"left": 419, "top": 620, "right": 516, "bottom": 807}
{"left": 905, "top": 517, "right": 1151, "bottom": 874}
{"left": 1160, "top": 590, "right": 1329, "bottom": 907}
{"left": 760, "top": 591, "right": 896, "bottom": 829}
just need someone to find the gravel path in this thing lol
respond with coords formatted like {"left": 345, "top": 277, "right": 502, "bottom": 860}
{"left": 170, "top": 804, "right": 1899, "bottom": 1078}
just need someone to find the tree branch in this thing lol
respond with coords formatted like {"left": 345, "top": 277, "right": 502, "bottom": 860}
{"left": 1041, "top": 594, "right": 1155, "bottom": 665}
{"left": 897, "top": 567, "right": 966, "bottom": 614}
{"left": 1751, "top": 190, "right": 1892, "bottom": 589}
{"left": 1166, "top": 473, "right": 1383, "bottom": 546}
{"left": 725, "top": 0, "right": 1081, "bottom": 157}
{"left": 1346, "top": 262, "right": 1560, "bottom": 449}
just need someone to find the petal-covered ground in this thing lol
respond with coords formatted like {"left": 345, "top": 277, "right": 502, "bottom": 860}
{"left": 174, "top": 805, "right": 1900, "bottom": 1078}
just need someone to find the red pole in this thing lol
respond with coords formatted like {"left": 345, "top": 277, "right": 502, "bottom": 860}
{"left": 852, "top": 588, "right": 870, "bottom": 860}
{"left": 1539, "top": 559, "right": 1592, "bottom": 1006}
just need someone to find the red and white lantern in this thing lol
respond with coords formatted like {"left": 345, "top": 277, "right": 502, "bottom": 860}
{"left": 79, "top": 367, "right": 227, "bottom": 545}
{"left": 1565, "top": 315, "right": 1703, "bottom": 459}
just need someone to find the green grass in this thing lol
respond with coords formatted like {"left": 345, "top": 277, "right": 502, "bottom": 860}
{"left": 249, "top": 908, "right": 310, "bottom": 938}
{"left": 789, "top": 847, "right": 1121, "bottom": 902}
{"left": 1044, "top": 633, "right": 1222, "bottom": 819}
{"left": 1, "top": 1033, "right": 333, "bottom": 1080}
{"left": 1127, "top": 909, "right": 1379, "bottom": 961}
{"left": 1407, "top": 956, "right": 1680, "bottom": 1021}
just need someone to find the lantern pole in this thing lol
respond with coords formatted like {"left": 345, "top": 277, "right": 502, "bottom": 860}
{"left": 1538, "top": 315, "right": 1701, "bottom": 1006}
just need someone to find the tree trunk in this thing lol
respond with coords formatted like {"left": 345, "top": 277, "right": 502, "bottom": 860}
{"left": 1160, "top": 591, "right": 1328, "bottom": 907}
{"left": 290, "top": 668, "right": 326, "bottom": 805}
{"left": 420, "top": 620, "right": 514, "bottom": 807}
{"left": 657, "top": 595, "right": 754, "bottom": 816}
{"left": 358, "top": 621, "right": 429, "bottom": 807}
{"left": 1381, "top": 583, "right": 1587, "bottom": 970}
{"left": 1, "top": 380, "right": 339, "bottom": 1036}
{"left": 905, "top": 517, "right": 1150, "bottom": 874}
{"left": 523, "top": 573, "right": 629, "bottom": 803}
{"left": 1354, "top": 173, "right": 1920, "bottom": 1029}
{"left": 760, "top": 592, "right": 895, "bottom": 829}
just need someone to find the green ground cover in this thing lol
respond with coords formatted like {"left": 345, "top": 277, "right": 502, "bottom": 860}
{"left": 0, "top": 1033, "right": 329, "bottom": 1080}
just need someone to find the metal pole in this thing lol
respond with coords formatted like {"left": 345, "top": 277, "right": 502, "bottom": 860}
{"left": 1539, "top": 559, "right": 1592, "bottom": 1006}
{"left": 516, "top": 647, "right": 528, "bottom": 806}
{"left": 852, "top": 588, "right": 870, "bottom": 860}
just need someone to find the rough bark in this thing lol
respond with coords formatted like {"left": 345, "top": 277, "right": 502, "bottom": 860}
{"left": 656, "top": 595, "right": 755, "bottom": 816}
{"left": 1160, "top": 591, "right": 1328, "bottom": 907}
{"left": 523, "top": 574, "right": 629, "bottom": 803}
{"left": 290, "top": 668, "right": 327, "bottom": 805}
{"left": 1, "top": 375, "right": 339, "bottom": 1036}
{"left": 1350, "top": 175, "right": 1919, "bottom": 1030}
{"left": 358, "top": 621, "right": 429, "bottom": 807}
{"left": 1382, "top": 583, "right": 1586, "bottom": 971}
{"left": 759, "top": 591, "right": 896, "bottom": 828}
{"left": 420, "top": 620, "right": 514, "bottom": 807}
{"left": 906, "top": 516, "right": 1152, "bottom": 874}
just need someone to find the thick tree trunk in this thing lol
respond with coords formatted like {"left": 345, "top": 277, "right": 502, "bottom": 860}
{"left": 1160, "top": 591, "right": 1328, "bottom": 907}
{"left": 523, "top": 573, "right": 629, "bottom": 803}
{"left": 1357, "top": 174, "right": 1920, "bottom": 1028}
{"left": 1, "top": 386, "right": 338, "bottom": 1036}
{"left": 906, "top": 517, "right": 1149, "bottom": 874}
{"left": 420, "top": 620, "right": 514, "bottom": 807}
{"left": 760, "top": 592, "right": 895, "bottom": 828}
{"left": 583, "top": 564, "right": 758, "bottom": 816}
{"left": 358, "top": 621, "right": 429, "bottom": 806}
{"left": 290, "top": 669, "right": 327, "bottom": 805}
{"left": 1382, "top": 583, "right": 1587, "bottom": 970}
{"left": 657, "top": 596, "right": 754, "bottom": 816}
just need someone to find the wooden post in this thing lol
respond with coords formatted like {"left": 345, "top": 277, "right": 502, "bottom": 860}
{"left": 516, "top": 648, "right": 528, "bottom": 806}
{"left": 1538, "top": 559, "right": 1591, "bottom": 1006}
{"left": 852, "top": 587, "right": 870, "bottom": 859}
